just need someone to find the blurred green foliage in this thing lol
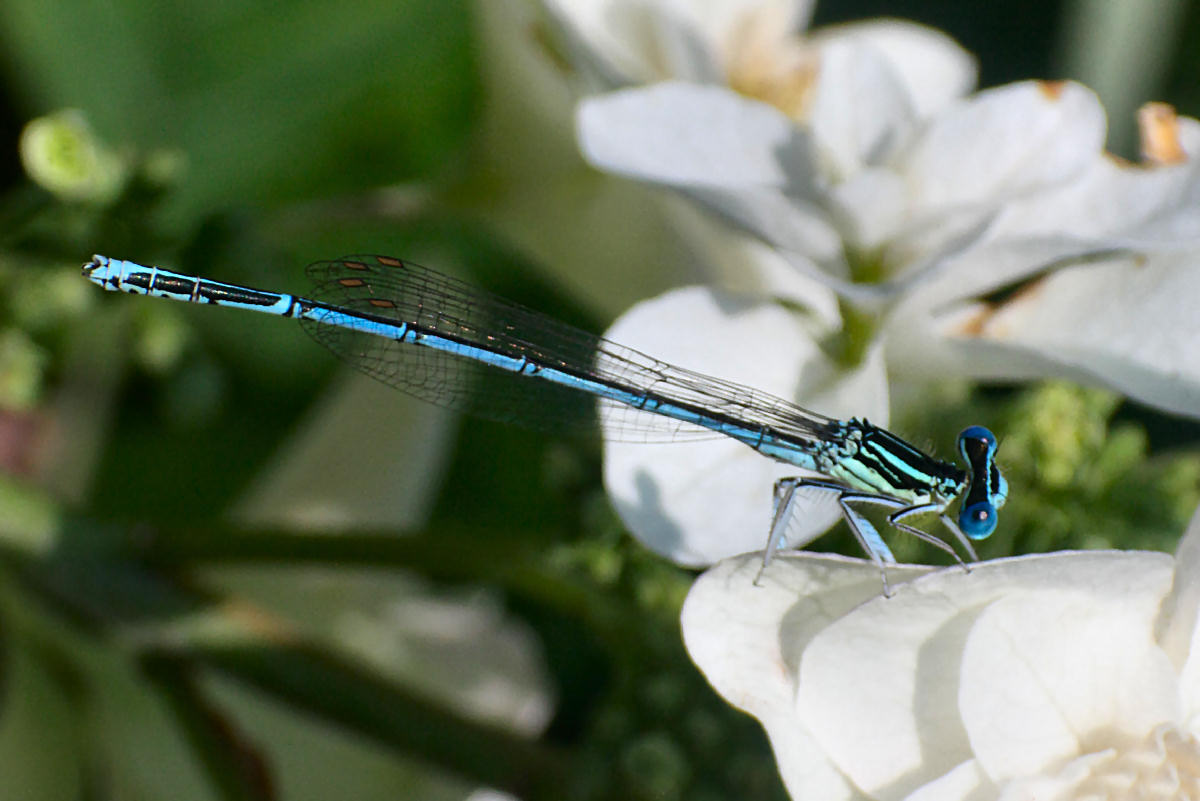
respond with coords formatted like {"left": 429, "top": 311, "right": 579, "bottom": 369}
{"left": 0, "top": 1, "right": 1198, "bottom": 800}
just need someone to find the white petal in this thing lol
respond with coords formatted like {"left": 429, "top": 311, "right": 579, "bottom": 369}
{"left": 602, "top": 286, "right": 889, "bottom": 565}
{"left": 682, "top": 553, "right": 930, "bottom": 799}
{"left": 959, "top": 583, "right": 1179, "bottom": 781}
{"left": 578, "top": 83, "right": 845, "bottom": 263}
{"left": 667, "top": 0, "right": 814, "bottom": 63}
{"left": 234, "top": 373, "right": 455, "bottom": 529}
{"left": 989, "top": 149, "right": 1200, "bottom": 248}
{"left": 814, "top": 19, "right": 976, "bottom": 120}
{"left": 993, "top": 751, "right": 1114, "bottom": 801}
{"left": 1164, "top": 508, "right": 1200, "bottom": 714}
{"left": 1180, "top": 115, "right": 1200, "bottom": 155}
{"left": 937, "top": 250, "right": 1200, "bottom": 418}
{"left": 546, "top": 0, "right": 819, "bottom": 84}
{"left": 683, "top": 183, "right": 844, "bottom": 264}
{"left": 208, "top": 572, "right": 555, "bottom": 734}
{"left": 903, "top": 81, "right": 1106, "bottom": 219}
{"left": 859, "top": 205, "right": 1003, "bottom": 333}
{"left": 543, "top": 0, "right": 722, "bottom": 82}
{"left": 541, "top": 0, "right": 642, "bottom": 81}
{"left": 578, "top": 82, "right": 814, "bottom": 188}
{"left": 913, "top": 136, "right": 1200, "bottom": 350}
{"left": 797, "top": 552, "right": 1174, "bottom": 797}
{"left": 901, "top": 760, "right": 988, "bottom": 801}
{"left": 808, "top": 38, "right": 917, "bottom": 175}
{"left": 828, "top": 167, "right": 910, "bottom": 250}
{"left": 659, "top": 198, "right": 841, "bottom": 325}
{"left": 890, "top": 229, "right": 1100, "bottom": 321}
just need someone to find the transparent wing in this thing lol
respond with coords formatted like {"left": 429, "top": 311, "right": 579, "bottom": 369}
{"left": 299, "top": 255, "right": 841, "bottom": 446}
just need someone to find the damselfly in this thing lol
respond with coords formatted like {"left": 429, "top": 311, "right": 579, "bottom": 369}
{"left": 83, "top": 254, "right": 1007, "bottom": 585}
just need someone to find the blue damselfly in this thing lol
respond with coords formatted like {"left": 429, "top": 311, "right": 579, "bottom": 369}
{"left": 84, "top": 254, "right": 1007, "bottom": 586}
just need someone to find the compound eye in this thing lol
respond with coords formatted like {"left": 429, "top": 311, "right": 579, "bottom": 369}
{"left": 958, "top": 425, "right": 996, "bottom": 458}
{"left": 959, "top": 501, "right": 997, "bottom": 540}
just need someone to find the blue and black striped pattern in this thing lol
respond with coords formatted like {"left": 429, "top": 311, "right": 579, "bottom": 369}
{"left": 83, "top": 254, "right": 1008, "bottom": 568}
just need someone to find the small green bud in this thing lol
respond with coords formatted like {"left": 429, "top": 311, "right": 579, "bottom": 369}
{"left": 19, "top": 109, "right": 125, "bottom": 203}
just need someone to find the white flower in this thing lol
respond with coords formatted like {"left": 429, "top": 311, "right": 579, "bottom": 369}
{"left": 579, "top": 77, "right": 1130, "bottom": 344}
{"left": 930, "top": 107, "right": 1200, "bottom": 416}
{"left": 582, "top": 76, "right": 1090, "bottom": 564}
{"left": 581, "top": 63, "right": 1200, "bottom": 565}
{"left": 468, "top": 0, "right": 974, "bottom": 317}
{"left": 543, "top": 0, "right": 975, "bottom": 117}
{"left": 547, "top": 0, "right": 977, "bottom": 302}
{"left": 447, "top": 0, "right": 966, "bottom": 567}
{"left": 681, "top": 508, "right": 1200, "bottom": 799}
{"left": 600, "top": 285, "right": 890, "bottom": 565}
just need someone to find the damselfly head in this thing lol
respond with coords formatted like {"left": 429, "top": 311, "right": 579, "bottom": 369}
{"left": 957, "top": 425, "right": 996, "bottom": 460}
{"left": 956, "top": 425, "right": 1006, "bottom": 540}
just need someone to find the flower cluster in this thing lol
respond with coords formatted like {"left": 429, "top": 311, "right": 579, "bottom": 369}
{"left": 542, "top": 0, "right": 1200, "bottom": 566}
{"left": 541, "top": 3, "right": 1200, "bottom": 797}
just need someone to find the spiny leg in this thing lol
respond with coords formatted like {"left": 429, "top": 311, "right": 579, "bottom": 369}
{"left": 887, "top": 503, "right": 970, "bottom": 569}
{"left": 756, "top": 478, "right": 898, "bottom": 593}
{"left": 938, "top": 514, "right": 979, "bottom": 566}
{"left": 755, "top": 481, "right": 988, "bottom": 595}
{"left": 836, "top": 493, "right": 901, "bottom": 597}
{"left": 755, "top": 477, "right": 802, "bottom": 585}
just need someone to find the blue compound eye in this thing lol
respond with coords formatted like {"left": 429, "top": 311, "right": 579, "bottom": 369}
{"left": 958, "top": 425, "right": 996, "bottom": 458}
{"left": 959, "top": 501, "right": 998, "bottom": 539}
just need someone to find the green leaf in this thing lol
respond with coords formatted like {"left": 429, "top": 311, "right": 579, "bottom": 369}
{"left": 0, "top": 0, "right": 478, "bottom": 226}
